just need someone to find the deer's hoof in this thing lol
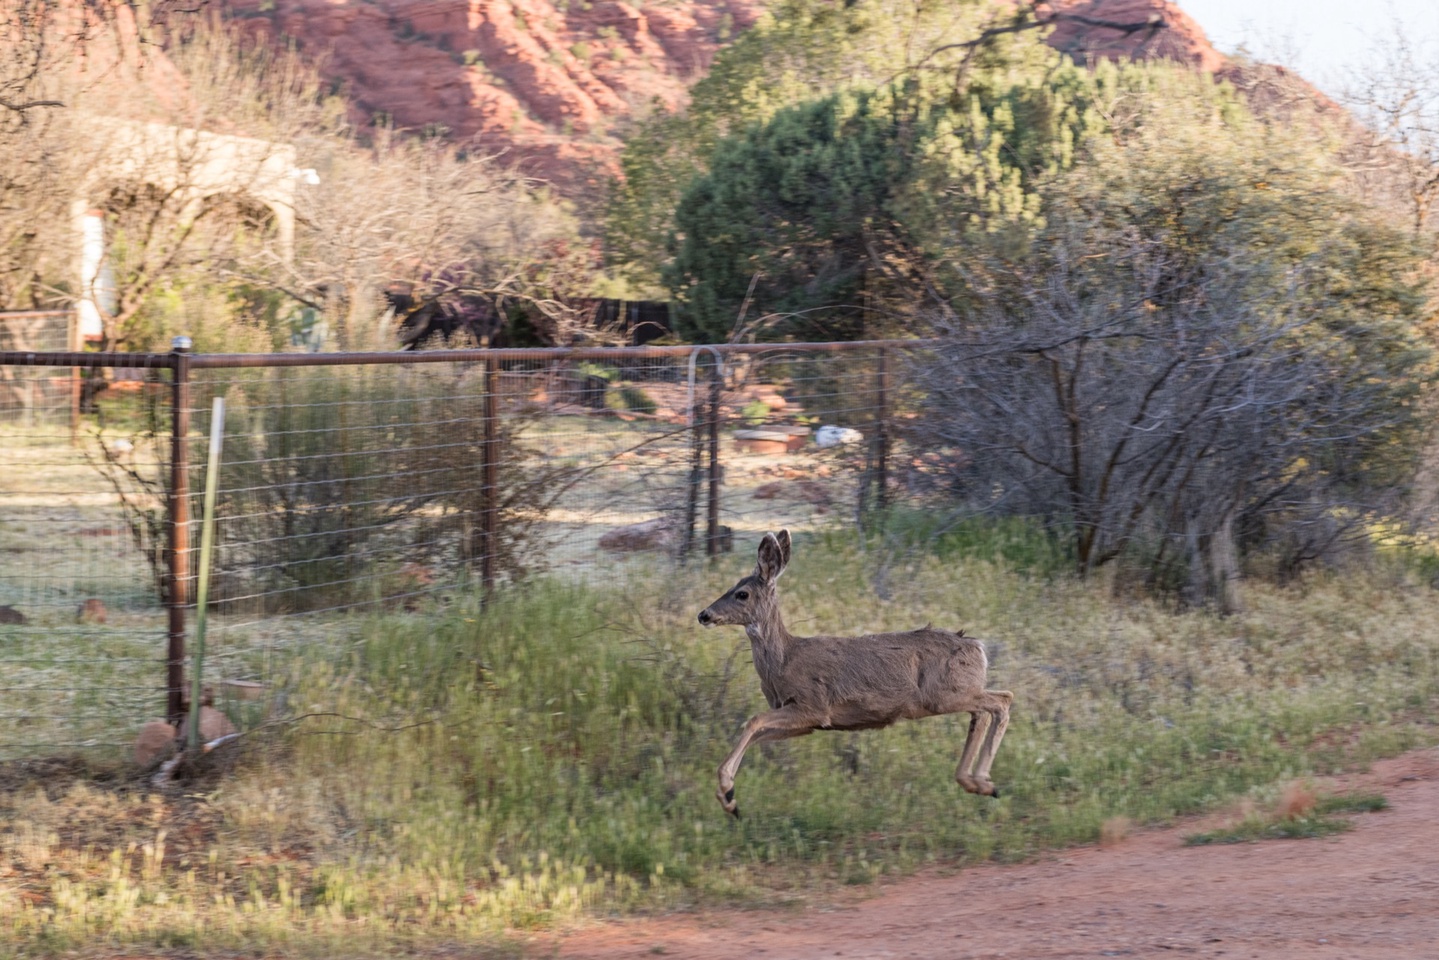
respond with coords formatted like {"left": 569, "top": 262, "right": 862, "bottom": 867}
{"left": 717, "top": 786, "right": 739, "bottom": 817}
{"left": 957, "top": 775, "right": 1000, "bottom": 798}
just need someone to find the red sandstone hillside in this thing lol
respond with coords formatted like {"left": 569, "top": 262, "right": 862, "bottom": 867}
{"left": 224, "top": 0, "right": 766, "bottom": 192}
{"left": 1042, "top": 0, "right": 1222, "bottom": 71}
{"left": 218, "top": 0, "right": 1243, "bottom": 193}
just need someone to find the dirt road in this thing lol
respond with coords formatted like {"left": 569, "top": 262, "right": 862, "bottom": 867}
{"left": 549, "top": 749, "right": 1439, "bottom": 959}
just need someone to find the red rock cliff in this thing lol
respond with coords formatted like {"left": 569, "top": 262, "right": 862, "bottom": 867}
{"left": 222, "top": 0, "right": 1237, "bottom": 193}
{"left": 1042, "top": 0, "right": 1225, "bottom": 72}
{"left": 225, "top": 0, "right": 765, "bottom": 193}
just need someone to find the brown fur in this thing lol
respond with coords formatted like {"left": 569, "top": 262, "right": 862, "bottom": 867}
{"left": 697, "top": 530, "right": 1014, "bottom": 817}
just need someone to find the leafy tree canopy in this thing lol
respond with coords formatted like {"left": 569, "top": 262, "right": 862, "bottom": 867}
{"left": 605, "top": 0, "right": 1018, "bottom": 299}
{"left": 661, "top": 36, "right": 1115, "bottom": 340}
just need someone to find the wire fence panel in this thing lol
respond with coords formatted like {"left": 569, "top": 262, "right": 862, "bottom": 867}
{"left": 0, "top": 311, "right": 79, "bottom": 430}
{"left": 0, "top": 354, "right": 174, "bottom": 759}
{"left": 0, "top": 310, "right": 71, "bottom": 349}
{"left": 0, "top": 342, "right": 920, "bottom": 761}
{"left": 713, "top": 346, "right": 891, "bottom": 537}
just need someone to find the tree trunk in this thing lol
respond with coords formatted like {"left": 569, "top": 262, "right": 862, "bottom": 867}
{"left": 1208, "top": 507, "right": 1243, "bottom": 615}
{"left": 1183, "top": 508, "right": 1243, "bottom": 614}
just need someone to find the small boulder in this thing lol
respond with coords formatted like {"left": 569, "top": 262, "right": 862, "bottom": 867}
{"left": 598, "top": 518, "right": 675, "bottom": 552}
{"left": 751, "top": 480, "right": 830, "bottom": 506}
{"left": 814, "top": 425, "right": 864, "bottom": 448}
{"left": 77, "top": 598, "right": 108, "bottom": 624}
{"left": 753, "top": 481, "right": 784, "bottom": 500}
{"left": 793, "top": 480, "right": 831, "bottom": 505}
{"left": 0, "top": 605, "right": 26, "bottom": 625}
{"left": 134, "top": 720, "right": 178, "bottom": 767}
{"left": 178, "top": 706, "right": 238, "bottom": 744}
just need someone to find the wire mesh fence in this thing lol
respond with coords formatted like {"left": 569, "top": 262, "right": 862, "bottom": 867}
{"left": 0, "top": 350, "right": 175, "bottom": 757}
{"left": 0, "top": 309, "right": 73, "bottom": 354}
{"left": 0, "top": 341, "right": 917, "bottom": 760}
{"left": 0, "top": 310, "right": 79, "bottom": 430}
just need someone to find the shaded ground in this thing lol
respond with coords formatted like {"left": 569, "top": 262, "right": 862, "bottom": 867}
{"left": 545, "top": 749, "right": 1439, "bottom": 959}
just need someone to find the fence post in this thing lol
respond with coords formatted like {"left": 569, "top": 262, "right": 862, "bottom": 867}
{"left": 68, "top": 308, "right": 80, "bottom": 446}
{"left": 681, "top": 349, "right": 703, "bottom": 562}
{"left": 876, "top": 346, "right": 890, "bottom": 513}
{"left": 166, "top": 336, "right": 193, "bottom": 726}
{"left": 706, "top": 354, "right": 723, "bottom": 558}
{"left": 479, "top": 354, "right": 500, "bottom": 594}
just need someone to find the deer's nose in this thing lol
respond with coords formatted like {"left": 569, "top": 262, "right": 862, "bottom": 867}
{"left": 697, "top": 609, "right": 713, "bottom": 625}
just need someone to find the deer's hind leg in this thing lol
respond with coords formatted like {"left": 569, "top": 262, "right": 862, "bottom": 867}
{"left": 950, "top": 690, "right": 1011, "bottom": 798}
{"left": 972, "top": 690, "right": 1013, "bottom": 791}
{"left": 954, "top": 709, "right": 992, "bottom": 795}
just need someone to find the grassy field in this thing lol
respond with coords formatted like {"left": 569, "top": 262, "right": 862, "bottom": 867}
{"left": 3, "top": 531, "right": 1439, "bottom": 956}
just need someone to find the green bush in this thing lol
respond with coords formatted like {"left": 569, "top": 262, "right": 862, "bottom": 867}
{"left": 740, "top": 400, "right": 770, "bottom": 424}
{"left": 619, "top": 385, "right": 658, "bottom": 416}
{"left": 202, "top": 365, "right": 578, "bottom": 613}
{"left": 857, "top": 509, "right": 1073, "bottom": 579}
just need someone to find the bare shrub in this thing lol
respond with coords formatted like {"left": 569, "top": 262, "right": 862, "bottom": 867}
{"left": 3, "top": 12, "right": 587, "bottom": 351}
{"left": 909, "top": 93, "right": 1437, "bottom": 610}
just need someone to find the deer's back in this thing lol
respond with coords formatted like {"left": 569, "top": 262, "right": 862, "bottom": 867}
{"left": 766, "top": 628, "right": 986, "bottom": 728}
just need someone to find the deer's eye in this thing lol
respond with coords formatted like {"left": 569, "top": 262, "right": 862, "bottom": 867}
{"left": 734, "top": 590, "right": 750, "bottom": 600}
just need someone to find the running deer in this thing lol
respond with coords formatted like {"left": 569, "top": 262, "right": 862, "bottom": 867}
{"left": 697, "top": 530, "right": 1012, "bottom": 817}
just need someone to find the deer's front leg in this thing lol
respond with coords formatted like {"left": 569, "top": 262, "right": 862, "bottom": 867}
{"left": 717, "top": 706, "right": 814, "bottom": 817}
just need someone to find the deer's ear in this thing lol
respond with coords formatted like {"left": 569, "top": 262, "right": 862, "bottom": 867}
{"left": 775, "top": 529, "right": 792, "bottom": 569}
{"left": 756, "top": 532, "right": 789, "bottom": 583}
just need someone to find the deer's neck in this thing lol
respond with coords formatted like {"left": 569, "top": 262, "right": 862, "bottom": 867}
{"left": 745, "top": 597, "right": 793, "bottom": 690}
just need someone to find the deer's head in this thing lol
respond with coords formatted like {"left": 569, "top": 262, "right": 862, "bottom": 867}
{"left": 697, "top": 530, "right": 790, "bottom": 627}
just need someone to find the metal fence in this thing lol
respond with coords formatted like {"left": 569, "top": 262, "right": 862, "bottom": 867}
{"left": 0, "top": 340, "right": 909, "bottom": 759}
{"left": 0, "top": 344, "right": 172, "bottom": 758}
{"left": 0, "top": 310, "right": 80, "bottom": 434}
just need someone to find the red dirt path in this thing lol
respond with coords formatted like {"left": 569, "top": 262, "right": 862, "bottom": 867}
{"left": 545, "top": 749, "right": 1439, "bottom": 959}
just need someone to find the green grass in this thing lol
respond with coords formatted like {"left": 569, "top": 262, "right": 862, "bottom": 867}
{"left": 863, "top": 509, "right": 1074, "bottom": 578}
{"left": 1313, "top": 791, "right": 1390, "bottom": 815}
{"left": 1184, "top": 792, "right": 1390, "bottom": 845}
{"left": 1184, "top": 816, "right": 1354, "bottom": 845}
{"left": 3, "top": 540, "right": 1439, "bottom": 953}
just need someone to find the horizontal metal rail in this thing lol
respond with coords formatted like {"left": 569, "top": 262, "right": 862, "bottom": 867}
{"left": 0, "top": 339, "right": 931, "bottom": 370}
{"left": 0, "top": 350, "right": 177, "bottom": 369}
{"left": 0, "top": 309, "right": 74, "bottom": 319}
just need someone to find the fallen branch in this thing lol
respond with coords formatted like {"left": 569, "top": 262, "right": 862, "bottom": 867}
{"left": 926, "top": 4, "right": 1166, "bottom": 60}
{"left": 150, "top": 732, "right": 242, "bottom": 785}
